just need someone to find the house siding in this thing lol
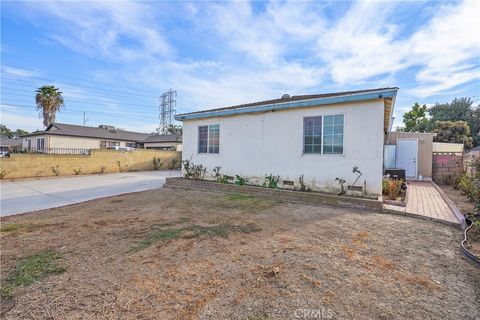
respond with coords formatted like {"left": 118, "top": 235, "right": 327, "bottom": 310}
{"left": 182, "top": 100, "right": 385, "bottom": 195}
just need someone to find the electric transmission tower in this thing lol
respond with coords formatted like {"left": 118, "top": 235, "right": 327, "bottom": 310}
{"left": 158, "top": 89, "right": 176, "bottom": 135}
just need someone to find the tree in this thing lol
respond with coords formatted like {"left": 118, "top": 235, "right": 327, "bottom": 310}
{"left": 432, "top": 120, "right": 473, "bottom": 149}
{"left": 0, "top": 124, "right": 13, "bottom": 138}
{"left": 165, "top": 124, "right": 182, "bottom": 135}
{"left": 14, "top": 129, "right": 29, "bottom": 138}
{"left": 402, "top": 103, "right": 428, "bottom": 132}
{"left": 35, "top": 85, "right": 64, "bottom": 128}
{"left": 428, "top": 97, "right": 479, "bottom": 146}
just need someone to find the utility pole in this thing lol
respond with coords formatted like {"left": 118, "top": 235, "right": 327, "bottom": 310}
{"left": 83, "top": 112, "right": 89, "bottom": 126}
{"left": 158, "top": 89, "right": 176, "bottom": 135}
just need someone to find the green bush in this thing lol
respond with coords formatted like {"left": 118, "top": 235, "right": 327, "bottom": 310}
{"left": 234, "top": 175, "right": 249, "bottom": 185}
{"left": 263, "top": 174, "right": 279, "bottom": 189}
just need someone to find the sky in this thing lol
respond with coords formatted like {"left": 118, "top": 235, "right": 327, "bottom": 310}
{"left": 1, "top": 0, "right": 479, "bottom": 133}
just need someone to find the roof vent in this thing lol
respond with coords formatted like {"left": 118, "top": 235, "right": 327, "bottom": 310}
{"left": 99, "top": 125, "right": 115, "bottom": 130}
{"left": 281, "top": 94, "right": 290, "bottom": 99}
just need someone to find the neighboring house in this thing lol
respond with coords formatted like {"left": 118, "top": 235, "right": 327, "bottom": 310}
{"left": 0, "top": 137, "right": 22, "bottom": 156}
{"left": 142, "top": 134, "right": 182, "bottom": 151}
{"left": 175, "top": 87, "right": 398, "bottom": 195}
{"left": 385, "top": 132, "right": 436, "bottom": 180}
{"left": 21, "top": 123, "right": 181, "bottom": 151}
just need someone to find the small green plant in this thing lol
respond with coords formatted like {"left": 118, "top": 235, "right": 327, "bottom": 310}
{"left": 335, "top": 177, "right": 346, "bottom": 195}
{"left": 213, "top": 166, "right": 222, "bottom": 182}
{"left": 219, "top": 175, "right": 229, "bottom": 184}
{"left": 234, "top": 175, "right": 249, "bottom": 185}
{"left": 73, "top": 167, "right": 81, "bottom": 175}
{"left": 116, "top": 160, "right": 128, "bottom": 172}
{"left": 51, "top": 165, "right": 60, "bottom": 176}
{"left": 263, "top": 174, "right": 280, "bottom": 189}
{"left": 0, "top": 170, "right": 6, "bottom": 180}
{"left": 152, "top": 157, "right": 165, "bottom": 170}
{"left": 347, "top": 165, "right": 363, "bottom": 192}
{"left": 298, "top": 174, "right": 310, "bottom": 192}
{"left": 171, "top": 157, "right": 179, "bottom": 170}
{"left": 1, "top": 249, "right": 66, "bottom": 298}
{"left": 192, "top": 164, "right": 207, "bottom": 180}
{"left": 182, "top": 159, "right": 193, "bottom": 179}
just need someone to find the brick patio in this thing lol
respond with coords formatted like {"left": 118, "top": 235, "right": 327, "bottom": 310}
{"left": 407, "top": 181, "right": 459, "bottom": 223}
{"left": 385, "top": 181, "right": 461, "bottom": 225}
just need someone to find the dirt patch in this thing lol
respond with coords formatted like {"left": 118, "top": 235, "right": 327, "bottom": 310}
{"left": 438, "top": 184, "right": 475, "bottom": 215}
{"left": 0, "top": 188, "right": 479, "bottom": 320}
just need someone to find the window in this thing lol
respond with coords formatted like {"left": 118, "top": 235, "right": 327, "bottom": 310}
{"left": 303, "top": 114, "right": 344, "bottom": 155}
{"left": 198, "top": 124, "right": 220, "bottom": 154}
{"left": 323, "top": 115, "right": 344, "bottom": 154}
{"left": 304, "top": 117, "right": 322, "bottom": 154}
{"left": 100, "top": 141, "right": 120, "bottom": 149}
{"left": 36, "top": 138, "right": 45, "bottom": 150}
{"left": 126, "top": 142, "right": 136, "bottom": 148}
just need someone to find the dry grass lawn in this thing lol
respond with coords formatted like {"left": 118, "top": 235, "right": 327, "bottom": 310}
{"left": 1, "top": 188, "right": 479, "bottom": 320}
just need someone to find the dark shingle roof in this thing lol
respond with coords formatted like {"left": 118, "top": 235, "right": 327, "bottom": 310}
{"left": 177, "top": 87, "right": 399, "bottom": 117}
{"left": 22, "top": 123, "right": 150, "bottom": 142}
{"left": 0, "top": 137, "right": 22, "bottom": 147}
{"left": 142, "top": 134, "right": 182, "bottom": 143}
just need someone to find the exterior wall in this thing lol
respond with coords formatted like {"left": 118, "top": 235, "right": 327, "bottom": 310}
{"left": 432, "top": 154, "right": 463, "bottom": 183}
{"left": 433, "top": 142, "right": 463, "bottom": 154}
{"left": 0, "top": 149, "right": 181, "bottom": 179}
{"left": 21, "top": 135, "right": 136, "bottom": 149}
{"left": 387, "top": 132, "right": 435, "bottom": 178}
{"left": 182, "top": 100, "right": 385, "bottom": 195}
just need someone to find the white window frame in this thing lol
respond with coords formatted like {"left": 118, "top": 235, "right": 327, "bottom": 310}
{"left": 198, "top": 124, "right": 220, "bottom": 154}
{"left": 302, "top": 113, "right": 345, "bottom": 156}
{"left": 36, "top": 137, "right": 45, "bottom": 150}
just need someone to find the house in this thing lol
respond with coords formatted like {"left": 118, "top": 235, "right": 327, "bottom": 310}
{"left": 384, "top": 132, "right": 436, "bottom": 180}
{"left": 20, "top": 123, "right": 181, "bottom": 151}
{"left": 142, "top": 134, "right": 182, "bottom": 151}
{"left": 0, "top": 137, "right": 22, "bottom": 156}
{"left": 175, "top": 87, "right": 398, "bottom": 195}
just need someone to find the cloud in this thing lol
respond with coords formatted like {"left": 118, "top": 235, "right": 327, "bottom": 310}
{"left": 1, "top": 66, "right": 39, "bottom": 78}
{"left": 1, "top": 105, "right": 43, "bottom": 131}
{"left": 22, "top": 1, "right": 171, "bottom": 62}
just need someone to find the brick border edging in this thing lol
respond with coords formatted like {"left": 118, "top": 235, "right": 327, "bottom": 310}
{"left": 382, "top": 206, "right": 461, "bottom": 228}
{"left": 163, "top": 178, "right": 383, "bottom": 212}
{"left": 430, "top": 181, "right": 466, "bottom": 229}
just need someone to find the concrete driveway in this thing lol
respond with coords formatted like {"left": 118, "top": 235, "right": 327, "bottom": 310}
{"left": 0, "top": 170, "right": 180, "bottom": 217}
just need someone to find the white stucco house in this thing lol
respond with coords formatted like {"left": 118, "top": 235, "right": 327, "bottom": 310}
{"left": 175, "top": 87, "right": 398, "bottom": 195}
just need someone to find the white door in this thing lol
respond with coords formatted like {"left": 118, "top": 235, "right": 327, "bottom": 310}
{"left": 396, "top": 139, "right": 418, "bottom": 178}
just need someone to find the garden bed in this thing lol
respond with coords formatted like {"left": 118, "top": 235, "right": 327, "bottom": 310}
{"left": 462, "top": 218, "right": 480, "bottom": 265}
{"left": 164, "top": 177, "right": 383, "bottom": 212}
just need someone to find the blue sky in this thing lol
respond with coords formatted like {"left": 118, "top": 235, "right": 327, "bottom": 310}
{"left": 1, "top": 0, "right": 479, "bottom": 133}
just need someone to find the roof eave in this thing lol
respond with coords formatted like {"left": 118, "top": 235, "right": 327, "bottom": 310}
{"left": 175, "top": 88, "right": 398, "bottom": 121}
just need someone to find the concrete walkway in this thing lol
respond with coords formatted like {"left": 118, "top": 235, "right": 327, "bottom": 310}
{"left": 384, "top": 181, "right": 461, "bottom": 225}
{"left": 0, "top": 170, "right": 180, "bottom": 217}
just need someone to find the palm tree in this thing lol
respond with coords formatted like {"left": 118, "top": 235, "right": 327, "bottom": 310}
{"left": 35, "top": 85, "right": 64, "bottom": 127}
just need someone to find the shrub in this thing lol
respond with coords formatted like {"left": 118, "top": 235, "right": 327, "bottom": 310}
{"left": 73, "top": 168, "right": 81, "bottom": 175}
{"left": 263, "top": 174, "right": 280, "bottom": 189}
{"left": 152, "top": 157, "right": 164, "bottom": 170}
{"left": 213, "top": 166, "right": 222, "bottom": 182}
{"left": 116, "top": 160, "right": 128, "bottom": 172}
{"left": 335, "top": 177, "right": 346, "bottom": 195}
{"left": 382, "top": 178, "right": 404, "bottom": 200}
{"left": 171, "top": 157, "right": 179, "bottom": 170}
{"left": 298, "top": 174, "right": 310, "bottom": 192}
{"left": 51, "top": 165, "right": 60, "bottom": 176}
{"left": 191, "top": 164, "right": 207, "bottom": 180}
{"left": 234, "top": 175, "right": 249, "bottom": 185}
{"left": 182, "top": 159, "right": 193, "bottom": 178}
